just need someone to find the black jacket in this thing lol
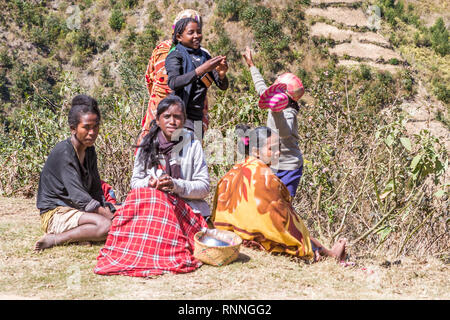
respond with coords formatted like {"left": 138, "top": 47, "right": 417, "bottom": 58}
{"left": 165, "top": 45, "right": 228, "bottom": 121}
{"left": 36, "top": 138, "right": 104, "bottom": 214}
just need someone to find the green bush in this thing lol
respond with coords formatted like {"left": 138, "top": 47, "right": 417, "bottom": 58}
{"left": 147, "top": 2, "right": 162, "bottom": 21}
{"left": 109, "top": 8, "right": 125, "bottom": 31}
{"left": 0, "top": 50, "right": 13, "bottom": 69}
{"left": 413, "top": 31, "right": 431, "bottom": 48}
{"left": 430, "top": 18, "right": 449, "bottom": 56}
{"left": 296, "top": 67, "right": 312, "bottom": 90}
{"left": 358, "top": 64, "right": 372, "bottom": 80}
{"left": 216, "top": 0, "right": 245, "bottom": 20}
{"left": 9, "top": 0, "right": 45, "bottom": 28}
{"left": 240, "top": 4, "right": 291, "bottom": 70}
{"left": 122, "top": 23, "right": 162, "bottom": 73}
{"left": 122, "top": 0, "right": 139, "bottom": 9}
{"left": 378, "top": 0, "right": 420, "bottom": 28}
{"left": 30, "top": 14, "right": 68, "bottom": 53}
{"left": 388, "top": 58, "right": 400, "bottom": 65}
{"left": 432, "top": 78, "right": 450, "bottom": 104}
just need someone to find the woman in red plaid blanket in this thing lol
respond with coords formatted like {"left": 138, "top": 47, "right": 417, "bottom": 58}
{"left": 95, "top": 95, "right": 210, "bottom": 277}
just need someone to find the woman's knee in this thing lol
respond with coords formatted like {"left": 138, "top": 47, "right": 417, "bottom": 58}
{"left": 79, "top": 213, "right": 111, "bottom": 238}
{"left": 96, "top": 217, "right": 111, "bottom": 238}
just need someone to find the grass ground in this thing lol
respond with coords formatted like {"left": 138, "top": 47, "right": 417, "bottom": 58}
{"left": 0, "top": 196, "right": 448, "bottom": 300}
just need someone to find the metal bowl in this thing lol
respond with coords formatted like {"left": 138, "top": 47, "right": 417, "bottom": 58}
{"left": 199, "top": 235, "right": 230, "bottom": 247}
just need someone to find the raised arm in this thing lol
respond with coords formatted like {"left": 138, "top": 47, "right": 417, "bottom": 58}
{"left": 242, "top": 46, "right": 268, "bottom": 96}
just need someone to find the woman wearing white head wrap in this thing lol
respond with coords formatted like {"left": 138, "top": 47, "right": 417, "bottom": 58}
{"left": 139, "top": 9, "right": 209, "bottom": 147}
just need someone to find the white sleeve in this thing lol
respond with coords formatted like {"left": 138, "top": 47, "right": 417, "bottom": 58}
{"left": 130, "top": 149, "right": 152, "bottom": 189}
{"left": 171, "top": 140, "right": 210, "bottom": 199}
{"left": 250, "top": 66, "right": 269, "bottom": 96}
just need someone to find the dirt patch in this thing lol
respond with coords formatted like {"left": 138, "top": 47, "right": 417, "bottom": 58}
{"left": 357, "top": 32, "right": 391, "bottom": 47}
{"left": 0, "top": 196, "right": 38, "bottom": 217}
{"left": 404, "top": 120, "right": 450, "bottom": 153}
{"left": 311, "top": 0, "right": 363, "bottom": 4}
{"left": 311, "top": 22, "right": 391, "bottom": 47}
{"left": 310, "top": 22, "right": 355, "bottom": 42}
{"left": 222, "top": 21, "right": 254, "bottom": 53}
{"left": 0, "top": 293, "right": 38, "bottom": 300}
{"left": 337, "top": 59, "right": 402, "bottom": 73}
{"left": 330, "top": 40, "right": 403, "bottom": 61}
{"left": 306, "top": 7, "right": 370, "bottom": 28}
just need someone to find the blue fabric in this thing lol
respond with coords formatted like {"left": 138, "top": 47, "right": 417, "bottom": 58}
{"left": 274, "top": 166, "right": 303, "bottom": 198}
{"left": 310, "top": 240, "right": 319, "bottom": 252}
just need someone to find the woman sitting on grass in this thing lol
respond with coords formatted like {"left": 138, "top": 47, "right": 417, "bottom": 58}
{"left": 211, "top": 125, "right": 348, "bottom": 263}
{"left": 94, "top": 95, "right": 210, "bottom": 277}
{"left": 34, "top": 95, "right": 114, "bottom": 251}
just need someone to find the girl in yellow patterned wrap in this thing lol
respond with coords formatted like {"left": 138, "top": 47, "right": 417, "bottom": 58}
{"left": 211, "top": 125, "right": 348, "bottom": 262}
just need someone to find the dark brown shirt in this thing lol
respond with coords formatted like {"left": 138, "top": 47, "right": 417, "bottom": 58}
{"left": 36, "top": 138, "right": 104, "bottom": 214}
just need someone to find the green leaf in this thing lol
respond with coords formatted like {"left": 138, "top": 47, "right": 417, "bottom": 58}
{"left": 380, "top": 179, "right": 395, "bottom": 199}
{"left": 377, "top": 226, "right": 392, "bottom": 241}
{"left": 410, "top": 154, "right": 422, "bottom": 171}
{"left": 400, "top": 137, "right": 412, "bottom": 152}
{"left": 433, "top": 189, "right": 446, "bottom": 198}
{"left": 385, "top": 134, "right": 394, "bottom": 146}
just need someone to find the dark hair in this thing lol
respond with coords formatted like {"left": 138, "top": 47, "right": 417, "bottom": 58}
{"left": 137, "top": 95, "right": 186, "bottom": 170}
{"left": 287, "top": 96, "right": 299, "bottom": 111}
{"left": 236, "top": 124, "right": 273, "bottom": 158}
{"left": 172, "top": 17, "right": 200, "bottom": 45}
{"left": 68, "top": 94, "right": 101, "bottom": 129}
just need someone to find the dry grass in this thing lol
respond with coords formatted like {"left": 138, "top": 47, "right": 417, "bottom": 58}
{"left": 329, "top": 41, "right": 403, "bottom": 61}
{"left": 306, "top": 7, "right": 371, "bottom": 28}
{"left": 337, "top": 60, "right": 402, "bottom": 73}
{"left": 0, "top": 196, "right": 448, "bottom": 300}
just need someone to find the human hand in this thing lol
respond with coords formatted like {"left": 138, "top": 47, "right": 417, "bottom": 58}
{"left": 195, "top": 56, "right": 226, "bottom": 76}
{"left": 97, "top": 206, "right": 114, "bottom": 220}
{"left": 155, "top": 174, "right": 174, "bottom": 192}
{"left": 148, "top": 177, "right": 158, "bottom": 188}
{"left": 242, "top": 46, "right": 254, "bottom": 67}
{"left": 216, "top": 56, "right": 228, "bottom": 79}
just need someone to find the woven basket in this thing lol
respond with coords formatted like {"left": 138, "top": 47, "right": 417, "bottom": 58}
{"left": 194, "top": 229, "right": 242, "bottom": 267}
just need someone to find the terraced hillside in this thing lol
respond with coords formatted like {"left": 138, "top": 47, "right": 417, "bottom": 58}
{"left": 306, "top": 0, "right": 449, "bottom": 151}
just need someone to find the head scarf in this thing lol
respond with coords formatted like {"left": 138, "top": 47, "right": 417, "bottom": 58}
{"left": 172, "top": 9, "right": 202, "bottom": 29}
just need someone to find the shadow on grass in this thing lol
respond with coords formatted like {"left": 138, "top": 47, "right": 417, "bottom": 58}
{"left": 233, "top": 252, "right": 251, "bottom": 264}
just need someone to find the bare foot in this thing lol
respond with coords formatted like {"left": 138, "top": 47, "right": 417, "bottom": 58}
{"left": 314, "top": 249, "right": 323, "bottom": 262}
{"left": 330, "top": 238, "right": 347, "bottom": 262}
{"left": 34, "top": 234, "right": 57, "bottom": 252}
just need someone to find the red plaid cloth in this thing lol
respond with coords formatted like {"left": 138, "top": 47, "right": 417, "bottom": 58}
{"left": 94, "top": 188, "right": 207, "bottom": 277}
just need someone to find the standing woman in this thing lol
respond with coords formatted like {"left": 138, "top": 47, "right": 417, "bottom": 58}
{"left": 165, "top": 17, "right": 229, "bottom": 137}
{"left": 141, "top": 9, "right": 211, "bottom": 140}
{"left": 95, "top": 95, "right": 210, "bottom": 277}
{"left": 34, "top": 95, "right": 113, "bottom": 251}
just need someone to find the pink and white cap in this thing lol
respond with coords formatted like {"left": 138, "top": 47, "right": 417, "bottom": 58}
{"left": 258, "top": 83, "right": 289, "bottom": 112}
{"left": 273, "top": 73, "right": 304, "bottom": 102}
